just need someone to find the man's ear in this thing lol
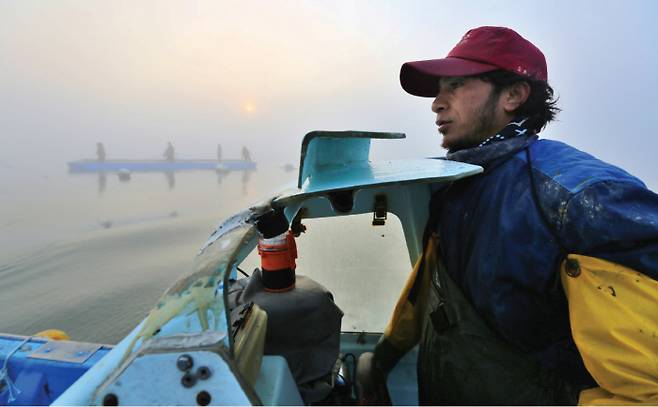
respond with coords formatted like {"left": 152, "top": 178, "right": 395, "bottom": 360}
{"left": 502, "top": 81, "right": 530, "bottom": 113}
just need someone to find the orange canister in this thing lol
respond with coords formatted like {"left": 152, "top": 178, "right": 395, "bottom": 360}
{"left": 257, "top": 231, "right": 297, "bottom": 292}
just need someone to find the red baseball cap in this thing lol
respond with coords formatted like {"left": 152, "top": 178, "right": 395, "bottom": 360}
{"left": 400, "top": 26, "right": 547, "bottom": 97}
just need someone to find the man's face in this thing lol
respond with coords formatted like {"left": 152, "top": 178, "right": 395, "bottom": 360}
{"left": 431, "top": 76, "right": 507, "bottom": 152}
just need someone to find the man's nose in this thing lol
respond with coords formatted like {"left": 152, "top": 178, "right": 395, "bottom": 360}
{"left": 431, "top": 93, "right": 447, "bottom": 113}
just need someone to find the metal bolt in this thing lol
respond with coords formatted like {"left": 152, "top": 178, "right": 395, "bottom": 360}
{"left": 196, "top": 391, "right": 212, "bottom": 406}
{"left": 102, "top": 393, "right": 119, "bottom": 406}
{"left": 565, "top": 258, "right": 581, "bottom": 278}
{"left": 177, "top": 354, "right": 194, "bottom": 371}
{"left": 181, "top": 372, "right": 197, "bottom": 388}
{"left": 197, "top": 366, "right": 212, "bottom": 380}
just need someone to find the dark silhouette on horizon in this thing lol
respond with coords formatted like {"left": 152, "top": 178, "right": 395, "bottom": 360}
{"left": 96, "top": 142, "right": 106, "bottom": 162}
{"left": 163, "top": 142, "right": 175, "bottom": 162}
{"left": 241, "top": 146, "right": 252, "bottom": 162}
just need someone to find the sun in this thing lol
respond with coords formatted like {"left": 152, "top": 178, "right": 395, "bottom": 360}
{"left": 243, "top": 101, "right": 256, "bottom": 113}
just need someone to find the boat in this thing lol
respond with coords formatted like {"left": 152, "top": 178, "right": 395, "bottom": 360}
{"left": 67, "top": 159, "right": 256, "bottom": 173}
{"left": 1, "top": 130, "right": 482, "bottom": 405}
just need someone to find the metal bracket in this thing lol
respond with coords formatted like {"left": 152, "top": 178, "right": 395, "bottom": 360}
{"left": 372, "top": 195, "right": 387, "bottom": 226}
{"left": 290, "top": 208, "right": 307, "bottom": 237}
{"left": 27, "top": 340, "right": 101, "bottom": 364}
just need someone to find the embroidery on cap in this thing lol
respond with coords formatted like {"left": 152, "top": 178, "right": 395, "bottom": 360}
{"left": 516, "top": 65, "right": 529, "bottom": 75}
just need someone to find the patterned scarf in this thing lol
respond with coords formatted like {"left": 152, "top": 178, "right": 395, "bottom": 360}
{"left": 478, "top": 117, "right": 531, "bottom": 147}
{"left": 445, "top": 117, "right": 537, "bottom": 168}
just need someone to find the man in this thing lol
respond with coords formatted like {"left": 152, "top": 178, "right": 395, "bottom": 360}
{"left": 241, "top": 146, "right": 252, "bottom": 162}
{"left": 96, "top": 142, "right": 106, "bottom": 162}
{"left": 364, "top": 26, "right": 658, "bottom": 405}
{"left": 163, "top": 141, "right": 175, "bottom": 162}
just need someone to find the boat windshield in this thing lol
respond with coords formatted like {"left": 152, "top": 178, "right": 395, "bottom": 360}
{"left": 123, "top": 211, "right": 257, "bottom": 354}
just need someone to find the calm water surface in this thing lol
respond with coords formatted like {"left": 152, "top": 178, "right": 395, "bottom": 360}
{"left": 0, "top": 162, "right": 411, "bottom": 343}
{"left": 0, "top": 164, "right": 291, "bottom": 343}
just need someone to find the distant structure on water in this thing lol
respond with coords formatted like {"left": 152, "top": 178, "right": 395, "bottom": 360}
{"left": 69, "top": 143, "right": 257, "bottom": 174}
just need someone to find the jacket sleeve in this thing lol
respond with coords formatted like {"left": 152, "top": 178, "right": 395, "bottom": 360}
{"left": 560, "top": 180, "right": 658, "bottom": 404}
{"left": 561, "top": 254, "right": 658, "bottom": 405}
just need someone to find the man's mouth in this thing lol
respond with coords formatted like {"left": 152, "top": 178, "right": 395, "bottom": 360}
{"left": 437, "top": 120, "right": 451, "bottom": 132}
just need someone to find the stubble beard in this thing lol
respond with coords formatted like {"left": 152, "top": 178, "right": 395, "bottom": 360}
{"left": 443, "top": 91, "right": 500, "bottom": 153}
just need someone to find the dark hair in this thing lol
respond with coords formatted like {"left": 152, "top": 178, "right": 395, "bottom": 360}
{"left": 477, "top": 70, "right": 560, "bottom": 133}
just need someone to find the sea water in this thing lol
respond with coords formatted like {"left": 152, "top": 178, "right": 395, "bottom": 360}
{"left": 0, "top": 163, "right": 411, "bottom": 343}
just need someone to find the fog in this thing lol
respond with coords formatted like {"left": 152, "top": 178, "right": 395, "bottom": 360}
{"left": 1, "top": 1, "right": 658, "bottom": 188}
{"left": 1, "top": 0, "right": 657, "bottom": 342}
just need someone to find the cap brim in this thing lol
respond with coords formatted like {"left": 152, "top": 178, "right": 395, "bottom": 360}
{"left": 400, "top": 57, "right": 499, "bottom": 97}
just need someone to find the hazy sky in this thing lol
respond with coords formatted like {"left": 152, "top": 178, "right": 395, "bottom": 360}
{"left": 1, "top": 0, "right": 657, "bottom": 188}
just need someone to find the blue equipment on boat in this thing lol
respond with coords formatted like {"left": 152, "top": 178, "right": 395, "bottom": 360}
{"left": 0, "top": 334, "right": 112, "bottom": 405}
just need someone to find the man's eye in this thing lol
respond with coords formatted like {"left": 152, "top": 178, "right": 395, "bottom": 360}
{"left": 437, "top": 78, "right": 465, "bottom": 94}
{"left": 449, "top": 80, "right": 464, "bottom": 89}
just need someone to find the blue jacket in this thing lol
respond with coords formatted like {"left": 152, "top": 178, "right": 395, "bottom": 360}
{"left": 435, "top": 136, "right": 658, "bottom": 388}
